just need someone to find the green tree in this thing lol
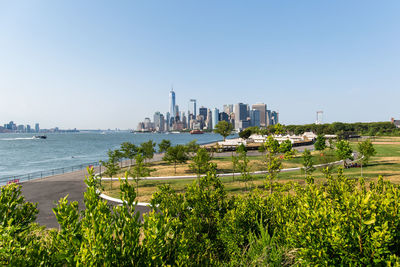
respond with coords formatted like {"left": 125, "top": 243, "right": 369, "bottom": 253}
{"left": 158, "top": 139, "right": 171, "bottom": 153}
{"left": 120, "top": 142, "right": 138, "bottom": 166}
{"left": 273, "top": 123, "right": 285, "bottom": 135}
{"left": 264, "top": 136, "right": 294, "bottom": 193}
{"left": 214, "top": 121, "right": 233, "bottom": 141}
{"left": 314, "top": 134, "right": 327, "bottom": 151}
{"left": 189, "top": 148, "right": 214, "bottom": 176}
{"left": 139, "top": 140, "right": 156, "bottom": 162}
{"left": 302, "top": 149, "right": 315, "bottom": 180}
{"left": 163, "top": 145, "right": 190, "bottom": 174}
{"left": 357, "top": 139, "right": 377, "bottom": 166}
{"left": 100, "top": 150, "right": 121, "bottom": 189}
{"left": 335, "top": 140, "right": 353, "bottom": 166}
{"left": 235, "top": 144, "right": 252, "bottom": 190}
{"left": 113, "top": 149, "right": 124, "bottom": 168}
{"left": 239, "top": 128, "right": 253, "bottom": 140}
{"left": 128, "top": 154, "right": 153, "bottom": 196}
{"left": 279, "top": 139, "right": 293, "bottom": 153}
{"left": 185, "top": 139, "right": 200, "bottom": 154}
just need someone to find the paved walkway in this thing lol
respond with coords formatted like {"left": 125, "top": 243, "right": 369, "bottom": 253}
{"left": 21, "top": 163, "right": 152, "bottom": 229}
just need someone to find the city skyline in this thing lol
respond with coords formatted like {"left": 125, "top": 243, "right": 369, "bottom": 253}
{"left": 1, "top": 1, "right": 400, "bottom": 129}
{"left": 136, "top": 89, "right": 279, "bottom": 132}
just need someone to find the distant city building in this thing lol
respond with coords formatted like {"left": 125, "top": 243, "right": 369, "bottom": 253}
{"left": 212, "top": 108, "right": 219, "bottom": 129}
{"left": 252, "top": 103, "right": 267, "bottom": 127}
{"left": 166, "top": 112, "right": 170, "bottom": 131}
{"left": 266, "top": 110, "right": 272, "bottom": 126}
{"left": 199, "top": 107, "right": 208, "bottom": 129}
{"left": 199, "top": 107, "right": 207, "bottom": 120}
{"left": 175, "top": 105, "right": 180, "bottom": 118}
{"left": 189, "top": 99, "right": 197, "bottom": 118}
{"left": 17, "top": 125, "right": 25, "bottom": 132}
{"left": 169, "top": 89, "right": 176, "bottom": 122}
{"left": 144, "top": 117, "right": 154, "bottom": 131}
{"left": 182, "top": 112, "right": 187, "bottom": 129}
{"left": 6, "top": 121, "right": 16, "bottom": 131}
{"left": 219, "top": 112, "right": 229, "bottom": 122}
{"left": 26, "top": 124, "right": 31, "bottom": 133}
{"left": 154, "top": 112, "right": 165, "bottom": 132}
{"left": 271, "top": 111, "right": 279, "bottom": 125}
{"left": 206, "top": 109, "right": 213, "bottom": 130}
{"left": 250, "top": 109, "right": 261, "bottom": 127}
{"left": 35, "top": 123, "right": 40, "bottom": 133}
{"left": 223, "top": 104, "right": 233, "bottom": 115}
{"left": 238, "top": 120, "right": 251, "bottom": 130}
{"left": 234, "top": 103, "right": 248, "bottom": 130}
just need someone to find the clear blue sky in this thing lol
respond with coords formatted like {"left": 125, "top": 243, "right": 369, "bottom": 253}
{"left": 1, "top": 1, "right": 399, "bottom": 129}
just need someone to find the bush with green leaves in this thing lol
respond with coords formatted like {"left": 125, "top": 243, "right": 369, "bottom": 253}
{"left": 4, "top": 165, "right": 400, "bottom": 265}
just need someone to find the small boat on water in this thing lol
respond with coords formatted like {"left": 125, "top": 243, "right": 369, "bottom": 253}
{"left": 33, "top": 135, "right": 47, "bottom": 139}
{"left": 190, "top": 130, "right": 204, "bottom": 134}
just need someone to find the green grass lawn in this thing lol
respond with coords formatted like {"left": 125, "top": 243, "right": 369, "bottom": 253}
{"left": 102, "top": 138, "right": 400, "bottom": 202}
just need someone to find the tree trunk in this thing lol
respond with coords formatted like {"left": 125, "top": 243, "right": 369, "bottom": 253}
{"left": 136, "top": 177, "right": 139, "bottom": 196}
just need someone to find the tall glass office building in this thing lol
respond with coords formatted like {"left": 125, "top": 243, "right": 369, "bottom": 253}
{"left": 169, "top": 89, "right": 176, "bottom": 120}
{"left": 212, "top": 108, "right": 219, "bottom": 129}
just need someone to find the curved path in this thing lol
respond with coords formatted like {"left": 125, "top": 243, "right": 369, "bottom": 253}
{"left": 21, "top": 145, "right": 315, "bottom": 229}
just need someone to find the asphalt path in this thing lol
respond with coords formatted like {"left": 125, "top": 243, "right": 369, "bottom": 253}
{"left": 21, "top": 145, "right": 313, "bottom": 229}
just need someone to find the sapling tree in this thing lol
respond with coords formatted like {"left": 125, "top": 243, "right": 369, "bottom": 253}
{"left": 163, "top": 145, "right": 190, "bottom": 174}
{"left": 185, "top": 140, "right": 200, "bottom": 154}
{"left": 113, "top": 149, "right": 124, "bottom": 168}
{"left": 120, "top": 142, "right": 138, "bottom": 166}
{"left": 231, "top": 150, "right": 239, "bottom": 182}
{"left": 264, "top": 136, "right": 295, "bottom": 193}
{"left": 128, "top": 154, "right": 153, "bottom": 196}
{"left": 158, "top": 139, "right": 171, "bottom": 153}
{"left": 140, "top": 140, "right": 156, "bottom": 162}
{"left": 335, "top": 140, "right": 353, "bottom": 167}
{"left": 302, "top": 149, "right": 315, "bottom": 181}
{"left": 189, "top": 147, "right": 213, "bottom": 177}
{"left": 234, "top": 144, "right": 252, "bottom": 190}
{"left": 357, "top": 139, "right": 376, "bottom": 166}
{"left": 357, "top": 138, "right": 377, "bottom": 177}
{"left": 100, "top": 149, "right": 121, "bottom": 190}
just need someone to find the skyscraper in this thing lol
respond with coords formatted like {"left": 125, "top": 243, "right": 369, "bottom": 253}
{"left": 35, "top": 123, "right": 40, "bottom": 133}
{"left": 250, "top": 109, "right": 261, "bottom": 127}
{"left": 206, "top": 109, "right": 212, "bottom": 130}
{"left": 271, "top": 111, "right": 279, "bottom": 125}
{"left": 169, "top": 89, "right": 176, "bottom": 121}
{"left": 252, "top": 103, "right": 267, "bottom": 127}
{"left": 153, "top": 111, "right": 165, "bottom": 132}
{"left": 212, "top": 108, "right": 219, "bottom": 129}
{"left": 189, "top": 99, "right": 197, "bottom": 118}
{"left": 199, "top": 107, "right": 207, "bottom": 120}
{"left": 234, "top": 103, "right": 248, "bottom": 129}
{"left": 223, "top": 104, "right": 233, "bottom": 114}
{"left": 266, "top": 110, "right": 271, "bottom": 126}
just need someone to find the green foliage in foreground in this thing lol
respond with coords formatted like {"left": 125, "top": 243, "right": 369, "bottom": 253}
{"left": 3, "top": 167, "right": 400, "bottom": 265}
